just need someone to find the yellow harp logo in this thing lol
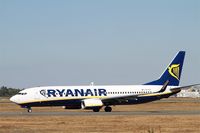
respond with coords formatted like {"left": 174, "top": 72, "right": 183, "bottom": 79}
{"left": 168, "top": 64, "right": 180, "bottom": 80}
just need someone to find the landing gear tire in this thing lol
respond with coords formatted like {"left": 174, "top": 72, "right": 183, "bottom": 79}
{"left": 93, "top": 108, "right": 100, "bottom": 112}
{"left": 104, "top": 106, "right": 112, "bottom": 112}
{"left": 27, "top": 108, "right": 32, "bottom": 113}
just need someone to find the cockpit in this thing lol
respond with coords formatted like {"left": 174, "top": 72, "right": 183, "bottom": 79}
{"left": 17, "top": 92, "right": 27, "bottom": 95}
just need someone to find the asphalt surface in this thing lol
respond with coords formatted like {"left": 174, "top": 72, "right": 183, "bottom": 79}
{"left": 1, "top": 98, "right": 200, "bottom": 116}
{"left": 0, "top": 110, "right": 200, "bottom": 116}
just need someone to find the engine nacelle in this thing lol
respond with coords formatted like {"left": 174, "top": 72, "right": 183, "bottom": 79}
{"left": 81, "top": 99, "right": 103, "bottom": 109}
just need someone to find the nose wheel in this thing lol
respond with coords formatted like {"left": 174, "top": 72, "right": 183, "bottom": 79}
{"left": 27, "top": 107, "right": 32, "bottom": 113}
{"left": 104, "top": 106, "right": 112, "bottom": 112}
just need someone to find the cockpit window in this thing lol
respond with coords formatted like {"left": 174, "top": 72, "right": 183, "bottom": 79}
{"left": 18, "top": 92, "right": 27, "bottom": 95}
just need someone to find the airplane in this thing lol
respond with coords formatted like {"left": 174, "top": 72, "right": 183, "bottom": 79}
{"left": 10, "top": 51, "right": 198, "bottom": 113}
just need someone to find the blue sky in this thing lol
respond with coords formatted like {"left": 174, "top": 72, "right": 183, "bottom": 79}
{"left": 0, "top": 0, "right": 199, "bottom": 88}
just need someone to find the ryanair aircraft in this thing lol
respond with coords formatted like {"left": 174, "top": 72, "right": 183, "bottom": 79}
{"left": 10, "top": 51, "right": 197, "bottom": 113}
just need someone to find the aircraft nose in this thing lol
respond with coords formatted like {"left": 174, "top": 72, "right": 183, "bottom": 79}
{"left": 10, "top": 95, "right": 19, "bottom": 104}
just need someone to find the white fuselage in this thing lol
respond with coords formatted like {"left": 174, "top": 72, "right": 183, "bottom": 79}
{"left": 10, "top": 85, "right": 176, "bottom": 105}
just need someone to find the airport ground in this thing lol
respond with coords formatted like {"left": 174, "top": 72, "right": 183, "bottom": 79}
{"left": 0, "top": 97, "right": 200, "bottom": 133}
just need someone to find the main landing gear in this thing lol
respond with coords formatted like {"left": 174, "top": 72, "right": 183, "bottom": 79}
{"left": 92, "top": 108, "right": 100, "bottom": 112}
{"left": 104, "top": 106, "right": 112, "bottom": 112}
{"left": 92, "top": 106, "right": 112, "bottom": 112}
{"left": 27, "top": 107, "right": 32, "bottom": 113}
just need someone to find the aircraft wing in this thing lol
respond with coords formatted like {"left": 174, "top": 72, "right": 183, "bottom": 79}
{"left": 101, "top": 94, "right": 139, "bottom": 105}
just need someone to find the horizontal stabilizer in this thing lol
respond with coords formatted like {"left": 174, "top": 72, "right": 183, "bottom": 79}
{"left": 170, "top": 84, "right": 200, "bottom": 92}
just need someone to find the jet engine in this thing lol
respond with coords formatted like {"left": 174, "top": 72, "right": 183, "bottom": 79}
{"left": 81, "top": 99, "right": 103, "bottom": 109}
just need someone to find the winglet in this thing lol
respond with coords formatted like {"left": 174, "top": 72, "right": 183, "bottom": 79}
{"left": 157, "top": 80, "right": 169, "bottom": 93}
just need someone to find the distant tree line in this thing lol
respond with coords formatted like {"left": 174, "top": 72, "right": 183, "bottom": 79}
{"left": 0, "top": 86, "right": 21, "bottom": 97}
